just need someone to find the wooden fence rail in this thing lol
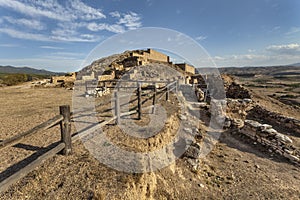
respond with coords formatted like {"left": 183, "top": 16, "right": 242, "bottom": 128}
{"left": 0, "top": 80, "right": 178, "bottom": 193}
{"left": 0, "top": 115, "right": 63, "bottom": 151}
{"left": 113, "top": 80, "right": 178, "bottom": 120}
{"left": 0, "top": 105, "right": 72, "bottom": 193}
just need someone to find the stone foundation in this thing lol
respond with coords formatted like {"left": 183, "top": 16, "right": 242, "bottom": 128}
{"left": 240, "top": 120, "right": 300, "bottom": 165}
{"left": 247, "top": 105, "right": 300, "bottom": 135}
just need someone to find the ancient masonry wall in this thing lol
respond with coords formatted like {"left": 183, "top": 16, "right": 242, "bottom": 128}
{"left": 51, "top": 73, "right": 76, "bottom": 84}
{"left": 176, "top": 63, "right": 195, "bottom": 75}
{"left": 223, "top": 96, "right": 300, "bottom": 166}
{"left": 240, "top": 120, "right": 300, "bottom": 165}
{"left": 144, "top": 49, "right": 170, "bottom": 63}
{"left": 247, "top": 105, "right": 300, "bottom": 135}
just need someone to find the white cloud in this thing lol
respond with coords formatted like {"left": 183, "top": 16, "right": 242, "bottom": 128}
{"left": 0, "top": 0, "right": 143, "bottom": 42}
{"left": 87, "top": 22, "right": 125, "bottom": 33}
{"left": 0, "top": 0, "right": 69, "bottom": 21}
{"left": 146, "top": 0, "right": 153, "bottom": 6}
{"left": 285, "top": 27, "right": 300, "bottom": 35}
{"left": 0, "top": 0, "right": 106, "bottom": 22}
{"left": 117, "top": 12, "right": 142, "bottom": 30}
{"left": 212, "top": 51, "right": 300, "bottom": 67}
{"left": 40, "top": 46, "right": 64, "bottom": 50}
{"left": 195, "top": 35, "right": 207, "bottom": 41}
{"left": 0, "top": 28, "right": 51, "bottom": 41}
{"left": 266, "top": 43, "right": 300, "bottom": 55}
{"left": 2, "top": 16, "right": 45, "bottom": 30}
{"left": 0, "top": 43, "right": 19, "bottom": 47}
{"left": 50, "top": 34, "right": 100, "bottom": 42}
{"left": 110, "top": 11, "right": 121, "bottom": 18}
{"left": 69, "top": 0, "right": 106, "bottom": 20}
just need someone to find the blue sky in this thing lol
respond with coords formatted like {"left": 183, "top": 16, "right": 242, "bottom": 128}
{"left": 0, "top": 0, "right": 300, "bottom": 72}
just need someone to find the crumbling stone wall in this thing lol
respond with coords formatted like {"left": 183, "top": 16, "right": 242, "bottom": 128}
{"left": 144, "top": 49, "right": 170, "bottom": 63}
{"left": 226, "top": 82, "right": 251, "bottom": 99}
{"left": 176, "top": 63, "right": 195, "bottom": 75}
{"left": 240, "top": 120, "right": 300, "bottom": 165}
{"left": 247, "top": 105, "right": 300, "bottom": 135}
{"left": 226, "top": 98, "right": 253, "bottom": 120}
{"left": 51, "top": 72, "right": 76, "bottom": 84}
{"left": 130, "top": 49, "right": 170, "bottom": 64}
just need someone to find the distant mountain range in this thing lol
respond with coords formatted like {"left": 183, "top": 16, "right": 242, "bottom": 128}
{"left": 0, "top": 65, "right": 64, "bottom": 75}
{"left": 1, "top": 62, "right": 300, "bottom": 77}
{"left": 290, "top": 63, "right": 300, "bottom": 67}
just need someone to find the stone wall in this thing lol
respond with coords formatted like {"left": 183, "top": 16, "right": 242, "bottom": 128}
{"left": 226, "top": 98, "right": 253, "bottom": 120}
{"left": 247, "top": 105, "right": 300, "bottom": 135}
{"left": 176, "top": 63, "right": 195, "bottom": 75}
{"left": 130, "top": 49, "right": 170, "bottom": 64}
{"left": 82, "top": 71, "right": 95, "bottom": 81}
{"left": 98, "top": 71, "right": 115, "bottom": 81}
{"left": 144, "top": 49, "right": 170, "bottom": 63}
{"left": 51, "top": 72, "right": 76, "bottom": 84}
{"left": 240, "top": 120, "right": 300, "bottom": 165}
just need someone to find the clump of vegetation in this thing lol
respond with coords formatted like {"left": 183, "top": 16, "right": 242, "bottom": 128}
{"left": 253, "top": 78, "right": 269, "bottom": 84}
{"left": 280, "top": 94, "right": 298, "bottom": 99}
{"left": 287, "top": 83, "right": 300, "bottom": 88}
{"left": 0, "top": 73, "right": 50, "bottom": 86}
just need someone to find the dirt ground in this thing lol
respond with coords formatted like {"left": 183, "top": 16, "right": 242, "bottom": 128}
{"left": 0, "top": 82, "right": 300, "bottom": 199}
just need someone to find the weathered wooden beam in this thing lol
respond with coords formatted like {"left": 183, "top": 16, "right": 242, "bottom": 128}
{"left": 152, "top": 85, "right": 156, "bottom": 114}
{"left": 0, "top": 115, "right": 63, "bottom": 150}
{"left": 166, "top": 85, "right": 169, "bottom": 101}
{"left": 0, "top": 142, "right": 65, "bottom": 193}
{"left": 114, "top": 92, "right": 120, "bottom": 125}
{"left": 137, "top": 82, "right": 142, "bottom": 120}
{"left": 59, "top": 105, "right": 72, "bottom": 155}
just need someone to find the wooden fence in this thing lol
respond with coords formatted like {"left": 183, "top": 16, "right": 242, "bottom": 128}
{"left": 0, "top": 105, "right": 72, "bottom": 193}
{"left": 0, "top": 80, "right": 178, "bottom": 193}
{"left": 112, "top": 80, "right": 178, "bottom": 122}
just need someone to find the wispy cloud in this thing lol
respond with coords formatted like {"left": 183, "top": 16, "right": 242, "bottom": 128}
{"left": 110, "top": 11, "right": 121, "bottom": 18}
{"left": 117, "top": 12, "right": 142, "bottom": 30}
{"left": 0, "top": 28, "right": 51, "bottom": 41}
{"left": 2, "top": 16, "right": 45, "bottom": 30}
{"left": 285, "top": 27, "right": 300, "bottom": 35}
{"left": 69, "top": 0, "right": 106, "bottom": 20}
{"left": 40, "top": 46, "right": 64, "bottom": 50}
{"left": 212, "top": 43, "right": 300, "bottom": 67}
{"left": 0, "top": 0, "right": 69, "bottom": 21}
{"left": 266, "top": 43, "right": 300, "bottom": 55}
{"left": 0, "top": 0, "right": 105, "bottom": 22}
{"left": 0, "top": 43, "right": 19, "bottom": 47}
{"left": 195, "top": 35, "right": 207, "bottom": 41}
{"left": 50, "top": 34, "right": 101, "bottom": 42}
{"left": 0, "top": 0, "right": 142, "bottom": 42}
{"left": 87, "top": 22, "right": 125, "bottom": 33}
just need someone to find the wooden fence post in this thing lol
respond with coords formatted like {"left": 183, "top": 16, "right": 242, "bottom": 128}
{"left": 152, "top": 84, "right": 156, "bottom": 114}
{"left": 137, "top": 82, "right": 142, "bottom": 120}
{"left": 114, "top": 91, "right": 120, "bottom": 124}
{"left": 85, "top": 81, "right": 88, "bottom": 92}
{"left": 166, "top": 85, "right": 169, "bottom": 101}
{"left": 59, "top": 105, "right": 72, "bottom": 155}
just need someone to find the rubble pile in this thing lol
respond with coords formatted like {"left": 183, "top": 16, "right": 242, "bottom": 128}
{"left": 226, "top": 82, "right": 251, "bottom": 99}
